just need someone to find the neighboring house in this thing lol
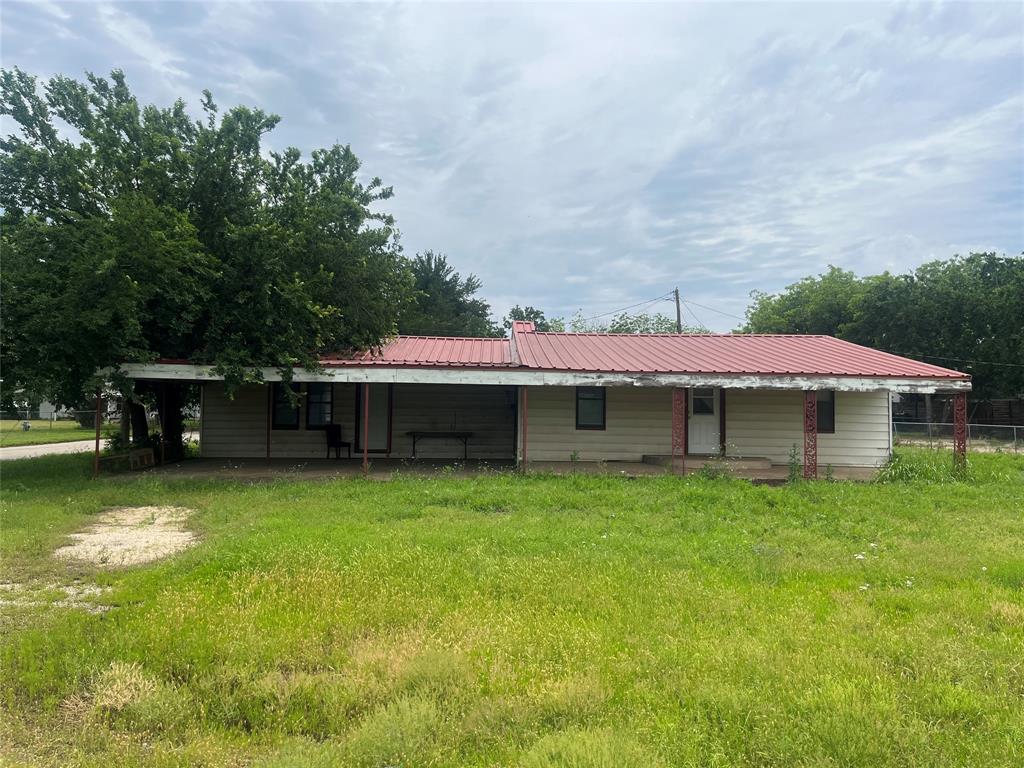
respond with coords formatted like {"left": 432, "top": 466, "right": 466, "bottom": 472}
{"left": 120, "top": 321, "right": 971, "bottom": 476}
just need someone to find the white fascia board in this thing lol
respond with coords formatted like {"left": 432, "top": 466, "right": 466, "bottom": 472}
{"left": 117, "top": 363, "right": 972, "bottom": 394}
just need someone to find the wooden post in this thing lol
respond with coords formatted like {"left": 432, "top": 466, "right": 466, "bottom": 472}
{"left": 671, "top": 387, "right": 687, "bottom": 475}
{"left": 92, "top": 389, "right": 101, "bottom": 479}
{"left": 953, "top": 391, "right": 967, "bottom": 473}
{"left": 265, "top": 385, "right": 271, "bottom": 461}
{"left": 362, "top": 382, "right": 370, "bottom": 474}
{"left": 520, "top": 386, "right": 528, "bottom": 471}
{"left": 803, "top": 390, "right": 818, "bottom": 480}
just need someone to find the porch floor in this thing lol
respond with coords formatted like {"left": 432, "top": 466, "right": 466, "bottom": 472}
{"left": 141, "top": 457, "right": 879, "bottom": 482}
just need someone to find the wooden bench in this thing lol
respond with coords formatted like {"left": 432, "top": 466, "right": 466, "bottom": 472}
{"left": 98, "top": 447, "right": 156, "bottom": 472}
{"left": 129, "top": 447, "right": 156, "bottom": 470}
{"left": 405, "top": 431, "right": 473, "bottom": 460}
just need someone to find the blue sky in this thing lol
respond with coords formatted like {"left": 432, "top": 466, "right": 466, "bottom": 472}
{"left": 4, "top": 1, "right": 1022, "bottom": 330}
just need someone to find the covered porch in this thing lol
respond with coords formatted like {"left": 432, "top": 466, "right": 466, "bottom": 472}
{"left": 516, "top": 384, "right": 968, "bottom": 478}
{"left": 113, "top": 354, "right": 971, "bottom": 480}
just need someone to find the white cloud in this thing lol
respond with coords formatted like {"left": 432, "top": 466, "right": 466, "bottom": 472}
{"left": 3, "top": 0, "right": 1020, "bottom": 330}
{"left": 96, "top": 3, "right": 187, "bottom": 81}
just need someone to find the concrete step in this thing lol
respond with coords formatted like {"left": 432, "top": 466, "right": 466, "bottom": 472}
{"left": 642, "top": 454, "right": 774, "bottom": 470}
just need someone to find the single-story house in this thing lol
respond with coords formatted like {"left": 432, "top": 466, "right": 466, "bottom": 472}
{"left": 119, "top": 321, "right": 971, "bottom": 477}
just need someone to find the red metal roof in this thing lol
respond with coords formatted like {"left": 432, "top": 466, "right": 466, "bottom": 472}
{"left": 322, "top": 335, "right": 512, "bottom": 367}
{"left": 510, "top": 324, "right": 967, "bottom": 379}
{"left": 275, "top": 322, "right": 966, "bottom": 380}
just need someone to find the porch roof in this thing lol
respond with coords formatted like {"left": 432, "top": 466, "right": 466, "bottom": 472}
{"left": 322, "top": 335, "right": 512, "bottom": 367}
{"left": 123, "top": 324, "right": 970, "bottom": 393}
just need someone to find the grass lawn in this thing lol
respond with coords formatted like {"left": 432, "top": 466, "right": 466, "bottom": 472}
{"left": 0, "top": 420, "right": 94, "bottom": 447}
{"left": 1, "top": 450, "right": 1022, "bottom": 767}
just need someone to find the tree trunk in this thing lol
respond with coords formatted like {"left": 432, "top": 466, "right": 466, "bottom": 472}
{"left": 129, "top": 400, "right": 149, "bottom": 446}
{"left": 119, "top": 399, "right": 131, "bottom": 446}
{"left": 156, "top": 381, "right": 186, "bottom": 463}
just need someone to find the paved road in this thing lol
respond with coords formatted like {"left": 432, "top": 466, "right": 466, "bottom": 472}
{"left": 0, "top": 439, "right": 96, "bottom": 461}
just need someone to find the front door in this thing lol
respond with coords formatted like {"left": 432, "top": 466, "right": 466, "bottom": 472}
{"left": 688, "top": 387, "right": 720, "bottom": 454}
{"left": 357, "top": 383, "right": 392, "bottom": 453}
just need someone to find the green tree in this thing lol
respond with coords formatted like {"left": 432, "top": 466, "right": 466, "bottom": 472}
{"left": 502, "top": 305, "right": 564, "bottom": 333}
{"left": 743, "top": 266, "right": 866, "bottom": 336}
{"left": 1, "top": 68, "right": 413, "bottom": 459}
{"left": 398, "top": 251, "right": 499, "bottom": 337}
{"left": 743, "top": 254, "right": 1024, "bottom": 399}
{"left": 567, "top": 311, "right": 704, "bottom": 333}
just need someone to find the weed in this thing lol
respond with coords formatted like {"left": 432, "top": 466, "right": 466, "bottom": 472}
{"left": 787, "top": 443, "right": 802, "bottom": 483}
{"left": 345, "top": 695, "right": 441, "bottom": 767}
{"left": 521, "top": 728, "right": 664, "bottom": 768}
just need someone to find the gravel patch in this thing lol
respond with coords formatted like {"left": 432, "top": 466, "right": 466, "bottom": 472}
{"left": 0, "top": 581, "right": 111, "bottom": 614}
{"left": 53, "top": 506, "right": 196, "bottom": 568}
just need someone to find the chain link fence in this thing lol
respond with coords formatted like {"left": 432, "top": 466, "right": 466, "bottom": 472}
{"left": 892, "top": 421, "right": 1022, "bottom": 452}
{"left": 1, "top": 410, "right": 198, "bottom": 446}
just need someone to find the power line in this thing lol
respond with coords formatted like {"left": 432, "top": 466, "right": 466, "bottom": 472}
{"left": 681, "top": 298, "right": 747, "bottom": 323}
{"left": 680, "top": 300, "right": 708, "bottom": 330}
{"left": 678, "top": 299, "right": 1021, "bottom": 368}
{"left": 577, "top": 292, "right": 673, "bottom": 323}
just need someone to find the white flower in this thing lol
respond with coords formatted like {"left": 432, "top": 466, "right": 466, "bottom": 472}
{"left": 859, "top": 584, "right": 870, "bottom": 591}
{"left": 982, "top": 566, "right": 988, "bottom": 572}
{"left": 854, "top": 553, "right": 866, "bottom": 561}
{"left": 869, "top": 543, "right": 878, "bottom": 549}
{"left": 905, "top": 579, "right": 914, "bottom": 588}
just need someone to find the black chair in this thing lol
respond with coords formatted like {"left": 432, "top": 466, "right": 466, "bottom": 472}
{"left": 325, "top": 424, "right": 352, "bottom": 459}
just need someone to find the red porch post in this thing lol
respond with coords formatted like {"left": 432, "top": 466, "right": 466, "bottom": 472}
{"left": 520, "top": 386, "right": 529, "bottom": 471}
{"left": 671, "top": 387, "right": 687, "bottom": 475}
{"left": 803, "top": 390, "right": 818, "bottom": 479}
{"left": 953, "top": 391, "right": 967, "bottom": 473}
{"left": 362, "top": 382, "right": 370, "bottom": 474}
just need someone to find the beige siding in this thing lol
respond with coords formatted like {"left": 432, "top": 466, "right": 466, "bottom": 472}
{"left": 725, "top": 389, "right": 891, "bottom": 467}
{"left": 201, "top": 382, "right": 514, "bottom": 460}
{"left": 200, "top": 383, "right": 267, "bottom": 458}
{"left": 202, "top": 382, "right": 890, "bottom": 467}
{"left": 524, "top": 386, "right": 672, "bottom": 462}
{"left": 390, "top": 385, "right": 516, "bottom": 459}
{"left": 201, "top": 382, "right": 358, "bottom": 459}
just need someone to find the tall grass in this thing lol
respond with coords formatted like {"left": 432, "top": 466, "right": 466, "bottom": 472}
{"left": 1, "top": 449, "right": 1022, "bottom": 767}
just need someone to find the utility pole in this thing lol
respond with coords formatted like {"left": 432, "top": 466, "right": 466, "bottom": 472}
{"left": 673, "top": 287, "right": 682, "bottom": 333}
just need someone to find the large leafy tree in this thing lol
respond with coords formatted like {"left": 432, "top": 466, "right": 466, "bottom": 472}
{"left": 743, "top": 266, "right": 867, "bottom": 336}
{"left": 1, "top": 68, "right": 413, "bottom": 458}
{"left": 398, "top": 251, "right": 499, "bottom": 337}
{"left": 743, "top": 254, "right": 1024, "bottom": 399}
{"left": 502, "top": 305, "right": 564, "bottom": 333}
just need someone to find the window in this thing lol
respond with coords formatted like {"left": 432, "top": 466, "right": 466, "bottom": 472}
{"left": 576, "top": 387, "right": 606, "bottom": 430}
{"left": 817, "top": 390, "right": 835, "bottom": 433}
{"left": 691, "top": 388, "right": 715, "bottom": 415}
{"left": 306, "top": 383, "right": 332, "bottom": 429}
{"left": 272, "top": 383, "right": 300, "bottom": 429}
